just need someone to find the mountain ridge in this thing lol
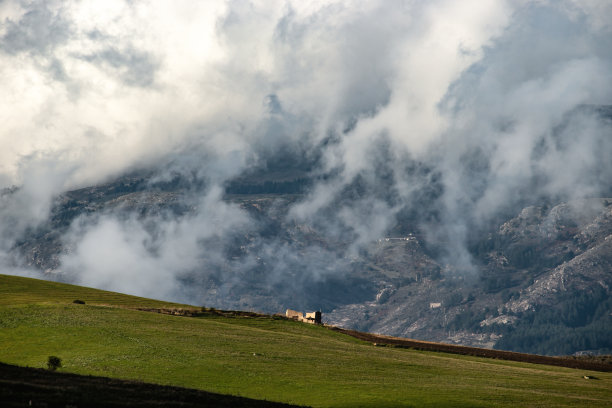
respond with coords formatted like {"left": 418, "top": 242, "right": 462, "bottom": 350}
{"left": 5, "top": 169, "right": 612, "bottom": 356}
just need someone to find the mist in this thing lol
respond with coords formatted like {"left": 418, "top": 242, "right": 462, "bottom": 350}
{"left": 1, "top": 0, "right": 611, "bottom": 308}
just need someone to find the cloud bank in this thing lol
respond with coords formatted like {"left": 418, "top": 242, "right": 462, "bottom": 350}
{"left": 1, "top": 0, "right": 611, "bottom": 305}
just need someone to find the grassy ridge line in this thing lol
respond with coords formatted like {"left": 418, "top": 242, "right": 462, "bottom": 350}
{"left": 330, "top": 327, "right": 612, "bottom": 372}
{"left": 0, "top": 274, "right": 193, "bottom": 309}
{"left": 1, "top": 274, "right": 611, "bottom": 407}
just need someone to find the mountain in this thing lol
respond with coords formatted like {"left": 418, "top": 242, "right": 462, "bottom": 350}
{"left": 8, "top": 164, "right": 612, "bottom": 356}
{"left": 328, "top": 199, "right": 612, "bottom": 355}
{"left": 3, "top": 104, "right": 611, "bottom": 357}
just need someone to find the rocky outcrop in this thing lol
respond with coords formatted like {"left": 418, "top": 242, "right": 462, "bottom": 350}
{"left": 507, "top": 235, "right": 612, "bottom": 313}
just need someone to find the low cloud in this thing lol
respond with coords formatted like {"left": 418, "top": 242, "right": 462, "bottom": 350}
{"left": 0, "top": 0, "right": 610, "bottom": 306}
{"left": 59, "top": 186, "right": 252, "bottom": 302}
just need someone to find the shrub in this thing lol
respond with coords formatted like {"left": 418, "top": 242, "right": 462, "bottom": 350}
{"left": 47, "top": 356, "right": 62, "bottom": 371}
{"left": 73, "top": 299, "right": 85, "bottom": 304}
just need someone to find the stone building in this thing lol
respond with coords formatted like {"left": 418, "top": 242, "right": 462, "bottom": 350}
{"left": 285, "top": 309, "right": 322, "bottom": 324}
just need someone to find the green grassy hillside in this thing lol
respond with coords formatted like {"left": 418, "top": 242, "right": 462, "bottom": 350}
{"left": 0, "top": 274, "right": 610, "bottom": 407}
{"left": 0, "top": 274, "right": 192, "bottom": 308}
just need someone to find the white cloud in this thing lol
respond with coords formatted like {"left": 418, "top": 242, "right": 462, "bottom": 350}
{"left": 0, "top": 0, "right": 611, "bottom": 299}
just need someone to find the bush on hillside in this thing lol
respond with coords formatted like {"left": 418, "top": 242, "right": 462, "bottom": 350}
{"left": 47, "top": 356, "right": 62, "bottom": 371}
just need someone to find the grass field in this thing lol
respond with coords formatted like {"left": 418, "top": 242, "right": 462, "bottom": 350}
{"left": 0, "top": 274, "right": 192, "bottom": 308}
{"left": 0, "top": 274, "right": 610, "bottom": 407}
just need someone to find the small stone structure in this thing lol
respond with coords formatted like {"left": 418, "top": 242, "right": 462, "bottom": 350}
{"left": 429, "top": 302, "right": 442, "bottom": 309}
{"left": 377, "top": 234, "right": 417, "bottom": 243}
{"left": 304, "top": 311, "right": 321, "bottom": 324}
{"left": 285, "top": 309, "right": 302, "bottom": 320}
{"left": 285, "top": 309, "right": 322, "bottom": 324}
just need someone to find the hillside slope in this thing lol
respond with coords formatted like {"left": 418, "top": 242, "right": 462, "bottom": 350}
{"left": 0, "top": 274, "right": 611, "bottom": 407}
{"left": 0, "top": 362, "right": 300, "bottom": 408}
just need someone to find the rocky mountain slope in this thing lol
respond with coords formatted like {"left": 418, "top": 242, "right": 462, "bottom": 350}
{"left": 328, "top": 199, "right": 612, "bottom": 354}
{"left": 8, "top": 168, "right": 611, "bottom": 356}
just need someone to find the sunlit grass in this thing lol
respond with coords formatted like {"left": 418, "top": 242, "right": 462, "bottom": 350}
{"left": 0, "top": 274, "right": 610, "bottom": 407}
{"left": 0, "top": 274, "right": 190, "bottom": 308}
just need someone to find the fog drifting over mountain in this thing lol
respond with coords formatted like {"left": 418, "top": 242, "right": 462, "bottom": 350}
{"left": 1, "top": 0, "right": 611, "bottom": 304}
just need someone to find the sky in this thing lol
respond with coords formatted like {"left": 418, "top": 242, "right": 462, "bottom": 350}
{"left": 1, "top": 0, "right": 611, "bottom": 305}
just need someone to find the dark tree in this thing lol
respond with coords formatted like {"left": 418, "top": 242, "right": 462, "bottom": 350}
{"left": 47, "top": 356, "right": 62, "bottom": 371}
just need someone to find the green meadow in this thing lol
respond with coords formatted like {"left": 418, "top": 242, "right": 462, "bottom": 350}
{"left": 0, "top": 274, "right": 610, "bottom": 407}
